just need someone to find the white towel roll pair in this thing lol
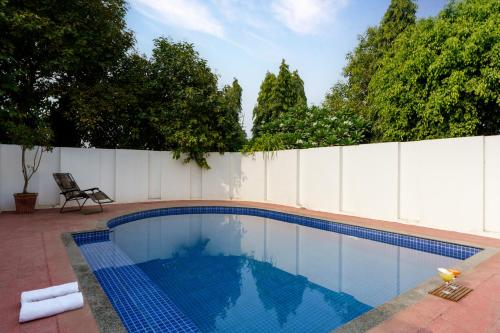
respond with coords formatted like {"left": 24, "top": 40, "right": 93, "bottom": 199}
{"left": 19, "top": 282, "right": 84, "bottom": 323}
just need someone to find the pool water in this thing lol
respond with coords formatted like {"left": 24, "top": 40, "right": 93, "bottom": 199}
{"left": 75, "top": 211, "right": 469, "bottom": 333}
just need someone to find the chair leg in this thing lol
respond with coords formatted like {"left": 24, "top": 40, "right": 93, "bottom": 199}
{"left": 59, "top": 199, "right": 67, "bottom": 213}
{"left": 80, "top": 198, "right": 105, "bottom": 214}
{"left": 80, "top": 198, "right": 89, "bottom": 210}
{"left": 60, "top": 198, "right": 83, "bottom": 213}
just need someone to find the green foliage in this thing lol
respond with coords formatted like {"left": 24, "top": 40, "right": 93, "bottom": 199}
{"left": 248, "top": 59, "right": 365, "bottom": 153}
{"left": 71, "top": 53, "right": 153, "bottom": 149}
{"left": 0, "top": 0, "right": 134, "bottom": 148}
{"left": 73, "top": 38, "right": 246, "bottom": 167}
{"left": 252, "top": 72, "right": 276, "bottom": 136}
{"left": 0, "top": 0, "right": 133, "bottom": 147}
{"left": 243, "top": 133, "right": 286, "bottom": 153}
{"left": 74, "top": 38, "right": 247, "bottom": 167}
{"left": 148, "top": 38, "right": 227, "bottom": 167}
{"left": 368, "top": 0, "right": 500, "bottom": 141}
{"left": 252, "top": 60, "right": 306, "bottom": 136}
{"left": 219, "top": 79, "right": 247, "bottom": 151}
{"left": 333, "top": 0, "right": 417, "bottom": 133}
{"left": 245, "top": 105, "right": 366, "bottom": 152}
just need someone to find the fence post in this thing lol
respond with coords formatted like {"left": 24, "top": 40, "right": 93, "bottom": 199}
{"left": 296, "top": 149, "right": 301, "bottom": 207}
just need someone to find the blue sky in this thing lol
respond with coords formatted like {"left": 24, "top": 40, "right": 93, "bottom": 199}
{"left": 126, "top": 0, "right": 449, "bottom": 135}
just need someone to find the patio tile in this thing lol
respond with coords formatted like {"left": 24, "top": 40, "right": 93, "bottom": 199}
{"left": 19, "top": 316, "right": 58, "bottom": 333}
{"left": 440, "top": 301, "right": 497, "bottom": 333}
{"left": 407, "top": 295, "right": 453, "bottom": 320}
{"left": 424, "top": 317, "right": 474, "bottom": 333}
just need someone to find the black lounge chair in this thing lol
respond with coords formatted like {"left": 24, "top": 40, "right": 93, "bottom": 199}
{"left": 53, "top": 173, "right": 114, "bottom": 213}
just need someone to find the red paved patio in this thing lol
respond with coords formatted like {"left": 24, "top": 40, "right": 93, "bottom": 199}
{"left": 0, "top": 200, "right": 499, "bottom": 333}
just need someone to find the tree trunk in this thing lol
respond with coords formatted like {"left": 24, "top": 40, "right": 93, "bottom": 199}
{"left": 21, "top": 146, "right": 29, "bottom": 193}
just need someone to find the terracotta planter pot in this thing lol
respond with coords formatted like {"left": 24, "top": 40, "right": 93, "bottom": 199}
{"left": 13, "top": 193, "right": 38, "bottom": 214}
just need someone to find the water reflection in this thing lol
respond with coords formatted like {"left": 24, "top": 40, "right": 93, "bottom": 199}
{"left": 249, "top": 259, "right": 307, "bottom": 327}
{"left": 112, "top": 214, "right": 459, "bottom": 332}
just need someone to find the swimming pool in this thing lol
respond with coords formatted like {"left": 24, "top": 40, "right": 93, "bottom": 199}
{"left": 73, "top": 206, "right": 482, "bottom": 333}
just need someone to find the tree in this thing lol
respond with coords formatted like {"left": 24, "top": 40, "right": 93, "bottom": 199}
{"left": 368, "top": 0, "right": 500, "bottom": 141}
{"left": 0, "top": 0, "right": 134, "bottom": 148}
{"left": 72, "top": 39, "right": 246, "bottom": 165}
{"left": 252, "top": 60, "right": 306, "bottom": 137}
{"left": 327, "top": 0, "right": 417, "bottom": 135}
{"left": 252, "top": 72, "right": 276, "bottom": 136}
{"left": 219, "top": 79, "right": 247, "bottom": 151}
{"left": 71, "top": 53, "right": 153, "bottom": 149}
{"left": 49, "top": 0, "right": 134, "bottom": 147}
{"left": 148, "top": 38, "right": 229, "bottom": 167}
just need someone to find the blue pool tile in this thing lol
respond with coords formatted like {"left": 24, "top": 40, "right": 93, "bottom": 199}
{"left": 76, "top": 240, "right": 200, "bottom": 333}
{"left": 107, "top": 206, "right": 481, "bottom": 260}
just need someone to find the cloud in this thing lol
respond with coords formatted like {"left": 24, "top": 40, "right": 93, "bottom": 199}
{"left": 131, "top": 0, "right": 224, "bottom": 37}
{"left": 213, "top": 0, "right": 271, "bottom": 31}
{"left": 271, "top": 0, "right": 348, "bottom": 35}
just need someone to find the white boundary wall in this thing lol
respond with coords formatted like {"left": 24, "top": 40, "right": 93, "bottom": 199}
{"left": 1, "top": 135, "right": 499, "bottom": 236}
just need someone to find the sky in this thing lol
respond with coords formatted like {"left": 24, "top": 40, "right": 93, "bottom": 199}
{"left": 126, "top": 0, "right": 449, "bottom": 135}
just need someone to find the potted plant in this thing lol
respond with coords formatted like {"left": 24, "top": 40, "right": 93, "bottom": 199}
{"left": 11, "top": 126, "right": 52, "bottom": 214}
{"left": 13, "top": 146, "right": 47, "bottom": 213}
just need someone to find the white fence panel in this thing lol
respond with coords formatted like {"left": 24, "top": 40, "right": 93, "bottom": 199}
{"left": 400, "top": 137, "right": 483, "bottom": 233}
{"left": 148, "top": 151, "right": 162, "bottom": 199}
{"left": 115, "top": 149, "right": 149, "bottom": 203}
{"left": 0, "top": 145, "right": 27, "bottom": 210}
{"left": 341, "top": 143, "right": 399, "bottom": 221}
{"left": 229, "top": 153, "right": 242, "bottom": 200}
{"left": 399, "top": 141, "right": 421, "bottom": 222}
{"left": 233, "top": 152, "right": 266, "bottom": 202}
{"left": 484, "top": 136, "right": 500, "bottom": 232}
{"left": 267, "top": 150, "right": 298, "bottom": 206}
{"left": 60, "top": 147, "right": 100, "bottom": 193}
{"left": 99, "top": 149, "right": 116, "bottom": 200}
{"left": 161, "top": 152, "right": 190, "bottom": 200}
{"left": 190, "top": 163, "right": 202, "bottom": 199}
{"left": 202, "top": 153, "right": 231, "bottom": 200}
{"left": 299, "top": 147, "right": 340, "bottom": 213}
{"left": 36, "top": 147, "right": 60, "bottom": 206}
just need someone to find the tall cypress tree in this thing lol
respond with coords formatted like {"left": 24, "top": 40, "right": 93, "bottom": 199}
{"left": 252, "top": 59, "right": 306, "bottom": 137}
{"left": 252, "top": 72, "right": 277, "bottom": 136}
{"left": 220, "top": 79, "right": 246, "bottom": 151}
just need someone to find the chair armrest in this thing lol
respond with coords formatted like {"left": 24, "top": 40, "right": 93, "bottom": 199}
{"left": 82, "top": 187, "right": 99, "bottom": 192}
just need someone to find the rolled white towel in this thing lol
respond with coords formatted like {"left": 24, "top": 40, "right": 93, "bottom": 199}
{"left": 19, "top": 292, "right": 84, "bottom": 323}
{"left": 20, "top": 282, "right": 79, "bottom": 304}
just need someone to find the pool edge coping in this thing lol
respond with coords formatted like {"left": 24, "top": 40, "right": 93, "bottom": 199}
{"left": 62, "top": 203, "right": 500, "bottom": 333}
